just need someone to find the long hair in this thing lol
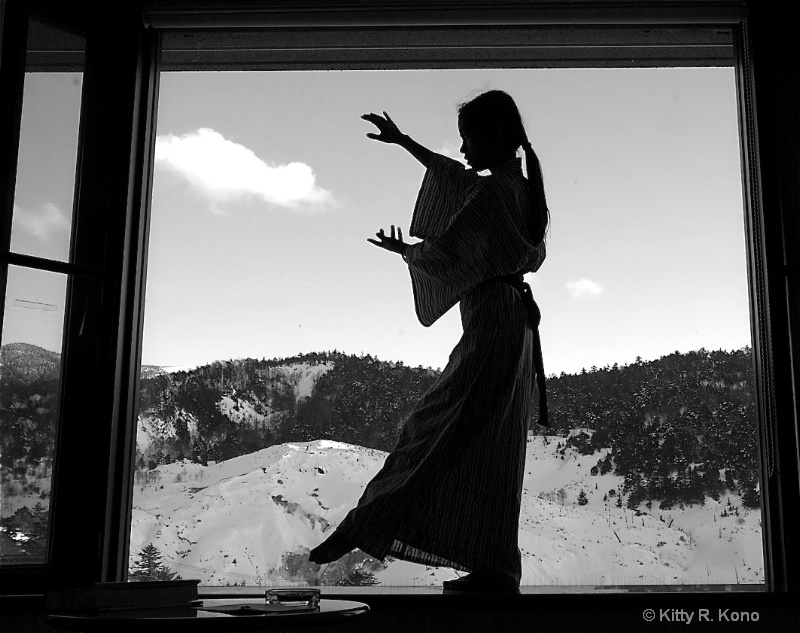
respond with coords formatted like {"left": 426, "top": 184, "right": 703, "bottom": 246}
{"left": 457, "top": 90, "right": 550, "bottom": 244}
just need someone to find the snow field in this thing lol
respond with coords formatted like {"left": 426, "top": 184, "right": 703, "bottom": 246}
{"left": 130, "top": 435, "right": 764, "bottom": 587}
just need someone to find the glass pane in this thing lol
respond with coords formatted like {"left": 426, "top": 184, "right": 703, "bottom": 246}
{"left": 131, "top": 68, "right": 762, "bottom": 589}
{"left": 9, "top": 18, "right": 85, "bottom": 262}
{"left": 1, "top": 265, "right": 67, "bottom": 565}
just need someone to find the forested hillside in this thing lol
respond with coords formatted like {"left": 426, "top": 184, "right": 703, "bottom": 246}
{"left": 547, "top": 348, "right": 758, "bottom": 509}
{"left": 2, "top": 344, "right": 760, "bottom": 530}
{"left": 136, "top": 352, "right": 439, "bottom": 467}
{"left": 0, "top": 343, "right": 60, "bottom": 474}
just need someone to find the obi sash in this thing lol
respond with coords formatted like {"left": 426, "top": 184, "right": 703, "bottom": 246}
{"left": 493, "top": 274, "right": 548, "bottom": 427}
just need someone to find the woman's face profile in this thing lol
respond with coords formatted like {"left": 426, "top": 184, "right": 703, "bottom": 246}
{"left": 458, "top": 117, "right": 485, "bottom": 170}
{"left": 458, "top": 116, "right": 504, "bottom": 171}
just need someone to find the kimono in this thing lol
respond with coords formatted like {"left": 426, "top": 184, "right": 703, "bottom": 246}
{"left": 321, "top": 154, "right": 545, "bottom": 584}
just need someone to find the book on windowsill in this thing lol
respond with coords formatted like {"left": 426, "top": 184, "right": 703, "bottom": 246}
{"left": 45, "top": 579, "right": 200, "bottom": 612}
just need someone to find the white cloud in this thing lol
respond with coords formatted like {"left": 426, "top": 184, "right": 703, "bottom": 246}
{"left": 14, "top": 203, "right": 70, "bottom": 240}
{"left": 155, "top": 128, "right": 335, "bottom": 212}
{"left": 566, "top": 278, "right": 603, "bottom": 299}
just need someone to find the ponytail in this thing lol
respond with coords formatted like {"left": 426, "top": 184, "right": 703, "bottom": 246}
{"left": 457, "top": 90, "right": 550, "bottom": 244}
{"left": 521, "top": 139, "right": 549, "bottom": 245}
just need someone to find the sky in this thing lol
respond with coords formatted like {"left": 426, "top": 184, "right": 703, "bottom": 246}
{"left": 3, "top": 67, "right": 752, "bottom": 376}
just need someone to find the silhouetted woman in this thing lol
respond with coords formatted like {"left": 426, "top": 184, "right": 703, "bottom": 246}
{"left": 309, "top": 90, "right": 549, "bottom": 592}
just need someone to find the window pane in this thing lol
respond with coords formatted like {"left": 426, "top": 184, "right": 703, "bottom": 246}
{"left": 0, "top": 265, "right": 67, "bottom": 565}
{"left": 9, "top": 18, "right": 85, "bottom": 263}
{"left": 131, "top": 68, "right": 762, "bottom": 589}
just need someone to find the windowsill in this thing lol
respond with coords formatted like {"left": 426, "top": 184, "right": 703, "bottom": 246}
{"left": 199, "top": 583, "right": 769, "bottom": 598}
{"left": 198, "top": 583, "right": 774, "bottom": 603}
{"left": 191, "top": 584, "right": 800, "bottom": 627}
{"left": 3, "top": 585, "right": 793, "bottom": 626}
{"left": 192, "top": 584, "right": 800, "bottom": 627}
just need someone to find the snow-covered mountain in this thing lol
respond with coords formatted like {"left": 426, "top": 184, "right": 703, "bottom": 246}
{"left": 2, "top": 343, "right": 762, "bottom": 581}
{"left": 129, "top": 433, "right": 764, "bottom": 588}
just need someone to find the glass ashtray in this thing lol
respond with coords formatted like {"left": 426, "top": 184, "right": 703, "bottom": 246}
{"left": 264, "top": 588, "right": 320, "bottom": 609}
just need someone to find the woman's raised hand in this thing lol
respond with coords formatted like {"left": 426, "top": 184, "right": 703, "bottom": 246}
{"left": 361, "top": 111, "right": 405, "bottom": 145}
{"left": 361, "top": 111, "right": 432, "bottom": 167}
{"left": 367, "top": 225, "right": 407, "bottom": 256}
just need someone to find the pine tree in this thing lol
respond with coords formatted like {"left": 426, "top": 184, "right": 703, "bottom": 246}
{"left": 337, "top": 568, "right": 380, "bottom": 586}
{"left": 129, "top": 543, "right": 181, "bottom": 582}
{"left": 741, "top": 482, "right": 760, "bottom": 508}
{"left": 577, "top": 489, "right": 589, "bottom": 506}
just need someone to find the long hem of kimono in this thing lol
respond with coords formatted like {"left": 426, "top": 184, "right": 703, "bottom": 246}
{"left": 326, "top": 465, "right": 494, "bottom": 575}
{"left": 361, "top": 536, "right": 521, "bottom": 585}
{"left": 327, "top": 480, "right": 477, "bottom": 573}
{"left": 352, "top": 530, "right": 473, "bottom": 573}
{"left": 339, "top": 486, "right": 520, "bottom": 579}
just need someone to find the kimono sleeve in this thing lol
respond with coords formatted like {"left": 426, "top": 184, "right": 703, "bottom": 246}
{"left": 409, "top": 153, "right": 480, "bottom": 239}
{"left": 405, "top": 174, "right": 544, "bottom": 327}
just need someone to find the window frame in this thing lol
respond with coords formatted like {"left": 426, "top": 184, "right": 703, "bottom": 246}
{"left": 0, "top": 1, "right": 160, "bottom": 591}
{"left": 1, "top": 0, "right": 797, "bottom": 601}
{"left": 139, "top": 0, "right": 792, "bottom": 595}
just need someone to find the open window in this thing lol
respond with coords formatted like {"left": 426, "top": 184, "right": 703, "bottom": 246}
{"left": 125, "top": 3, "right": 769, "bottom": 592}
{"left": 0, "top": 8, "right": 86, "bottom": 570}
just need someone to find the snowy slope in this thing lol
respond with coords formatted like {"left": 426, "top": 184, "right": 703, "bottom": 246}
{"left": 130, "top": 436, "right": 764, "bottom": 587}
{"left": 130, "top": 441, "right": 384, "bottom": 586}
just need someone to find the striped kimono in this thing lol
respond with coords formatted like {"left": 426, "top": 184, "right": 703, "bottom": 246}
{"left": 328, "top": 154, "right": 545, "bottom": 583}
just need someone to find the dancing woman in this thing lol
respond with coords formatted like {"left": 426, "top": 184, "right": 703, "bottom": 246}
{"left": 309, "top": 90, "right": 549, "bottom": 592}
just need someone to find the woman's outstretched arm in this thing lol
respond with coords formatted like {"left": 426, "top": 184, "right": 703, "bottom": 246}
{"left": 361, "top": 111, "right": 433, "bottom": 168}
